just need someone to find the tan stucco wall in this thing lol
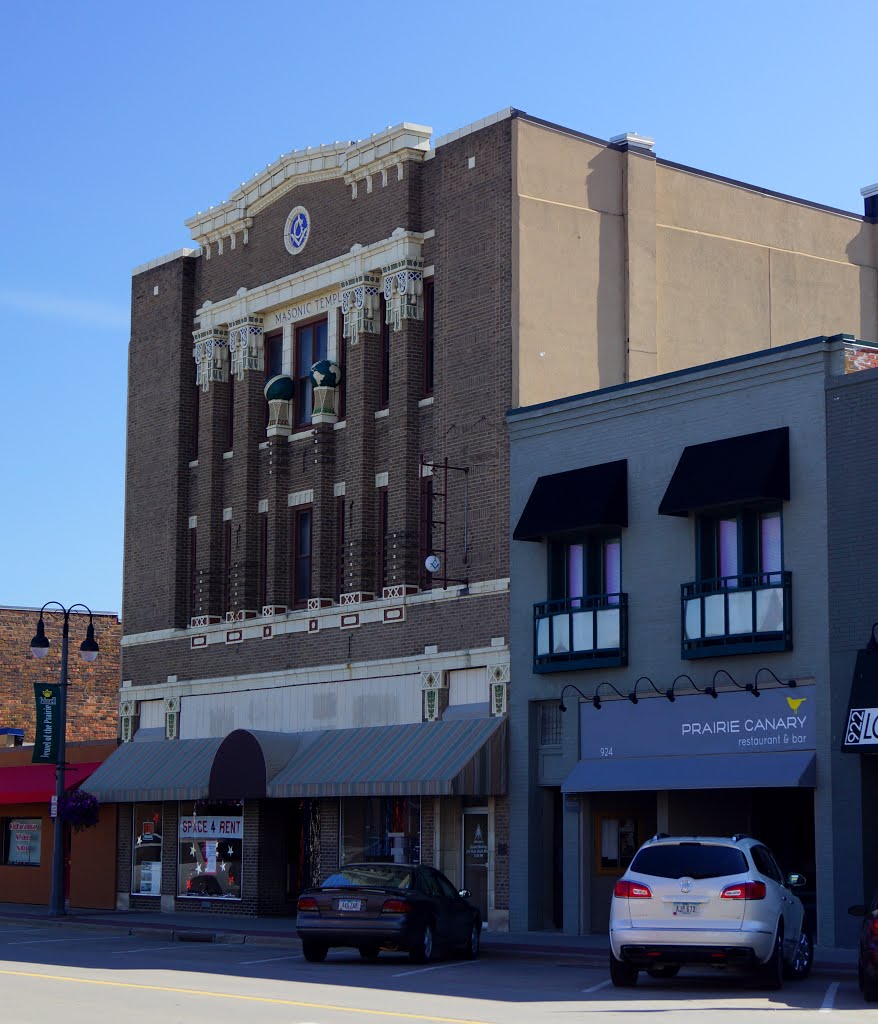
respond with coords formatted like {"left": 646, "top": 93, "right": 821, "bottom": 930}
{"left": 513, "top": 116, "right": 878, "bottom": 407}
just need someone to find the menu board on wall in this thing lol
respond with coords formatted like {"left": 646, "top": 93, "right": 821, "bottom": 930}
{"left": 7, "top": 820, "right": 41, "bottom": 866}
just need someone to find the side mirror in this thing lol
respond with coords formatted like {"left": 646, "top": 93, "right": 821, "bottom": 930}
{"left": 849, "top": 904, "right": 868, "bottom": 917}
{"left": 787, "top": 873, "right": 806, "bottom": 888}
{"left": 458, "top": 889, "right": 471, "bottom": 899}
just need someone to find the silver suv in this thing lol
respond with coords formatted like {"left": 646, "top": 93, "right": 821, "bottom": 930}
{"left": 608, "top": 834, "right": 811, "bottom": 989}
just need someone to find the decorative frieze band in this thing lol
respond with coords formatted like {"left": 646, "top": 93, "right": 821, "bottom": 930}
{"left": 228, "top": 315, "right": 264, "bottom": 380}
{"left": 341, "top": 274, "right": 381, "bottom": 345}
{"left": 382, "top": 259, "right": 424, "bottom": 331}
{"left": 193, "top": 327, "right": 229, "bottom": 392}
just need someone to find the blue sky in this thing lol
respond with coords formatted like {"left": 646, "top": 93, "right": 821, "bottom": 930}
{"left": 1, "top": 0, "right": 875, "bottom": 617}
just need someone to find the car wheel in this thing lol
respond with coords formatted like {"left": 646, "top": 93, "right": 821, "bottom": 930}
{"left": 609, "top": 952, "right": 638, "bottom": 987}
{"left": 302, "top": 941, "right": 328, "bottom": 963}
{"left": 646, "top": 965, "right": 680, "bottom": 979}
{"left": 784, "top": 926, "right": 812, "bottom": 980}
{"left": 460, "top": 920, "right": 480, "bottom": 960}
{"left": 409, "top": 923, "right": 435, "bottom": 964}
{"left": 864, "top": 968, "right": 878, "bottom": 1003}
{"left": 756, "top": 924, "right": 784, "bottom": 991}
{"left": 358, "top": 944, "right": 380, "bottom": 960}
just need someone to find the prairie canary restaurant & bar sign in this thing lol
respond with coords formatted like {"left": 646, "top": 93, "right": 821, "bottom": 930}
{"left": 32, "top": 684, "right": 61, "bottom": 763}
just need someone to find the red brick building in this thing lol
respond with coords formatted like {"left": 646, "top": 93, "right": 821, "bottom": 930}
{"left": 0, "top": 606, "right": 121, "bottom": 908}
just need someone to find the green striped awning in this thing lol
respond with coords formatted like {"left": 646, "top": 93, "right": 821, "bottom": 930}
{"left": 83, "top": 737, "right": 223, "bottom": 803}
{"left": 268, "top": 717, "right": 507, "bottom": 799}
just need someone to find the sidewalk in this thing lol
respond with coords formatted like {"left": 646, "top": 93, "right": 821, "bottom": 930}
{"left": 0, "top": 902, "right": 854, "bottom": 974}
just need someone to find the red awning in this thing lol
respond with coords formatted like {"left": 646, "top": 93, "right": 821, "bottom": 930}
{"left": 0, "top": 762, "right": 102, "bottom": 805}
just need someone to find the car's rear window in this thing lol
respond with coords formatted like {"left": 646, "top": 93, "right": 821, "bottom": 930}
{"left": 630, "top": 843, "right": 748, "bottom": 880}
{"left": 321, "top": 865, "right": 413, "bottom": 889}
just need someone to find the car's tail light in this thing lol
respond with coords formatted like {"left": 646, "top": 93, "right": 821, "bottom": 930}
{"left": 614, "top": 880, "right": 652, "bottom": 899}
{"left": 297, "top": 896, "right": 319, "bottom": 912}
{"left": 381, "top": 898, "right": 412, "bottom": 914}
{"left": 868, "top": 918, "right": 878, "bottom": 939}
{"left": 720, "top": 881, "right": 766, "bottom": 900}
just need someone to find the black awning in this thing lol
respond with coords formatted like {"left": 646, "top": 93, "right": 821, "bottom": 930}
{"left": 513, "top": 460, "right": 628, "bottom": 542}
{"left": 842, "top": 648, "right": 878, "bottom": 753}
{"left": 659, "top": 427, "right": 789, "bottom": 517}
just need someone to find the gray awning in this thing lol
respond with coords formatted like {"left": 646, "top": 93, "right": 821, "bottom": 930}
{"left": 561, "top": 751, "right": 816, "bottom": 793}
{"left": 84, "top": 737, "right": 223, "bottom": 803}
{"left": 268, "top": 717, "right": 507, "bottom": 798}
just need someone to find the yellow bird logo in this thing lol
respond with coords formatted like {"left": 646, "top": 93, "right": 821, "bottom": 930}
{"left": 786, "top": 696, "right": 806, "bottom": 712}
{"left": 42, "top": 689, "right": 53, "bottom": 699}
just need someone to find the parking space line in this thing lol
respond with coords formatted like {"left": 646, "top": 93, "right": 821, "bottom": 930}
{"left": 581, "top": 979, "right": 611, "bottom": 994}
{"left": 393, "top": 960, "right": 481, "bottom": 978}
{"left": 7, "top": 938, "right": 78, "bottom": 946}
{"left": 238, "top": 954, "right": 303, "bottom": 965}
{"left": 819, "top": 981, "right": 839, "bottom": 1012}
{"left": 111, "top": 945, "right": 182, "bottom": 954}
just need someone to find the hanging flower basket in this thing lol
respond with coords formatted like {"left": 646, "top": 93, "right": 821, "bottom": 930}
{"left": 58, "top": 789, "right": 100, "bottom": 832}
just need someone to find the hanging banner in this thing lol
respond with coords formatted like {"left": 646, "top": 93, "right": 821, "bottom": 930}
{"left": 32, "top": 684, "right": 61, "bottom": 764}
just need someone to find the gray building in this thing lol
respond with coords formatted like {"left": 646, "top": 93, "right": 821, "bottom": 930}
{"left": 508, "top": 334, "right": 878, "bottom": 951}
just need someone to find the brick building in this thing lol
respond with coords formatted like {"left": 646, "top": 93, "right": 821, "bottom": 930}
{"left": 0, "top": 606, "right": 121, "bottom": 742}
{"left": 89, "top": 109, "right": 878, "bottom": 924}
{"left": 0, "top": 606, "right": 121, "bottom": 908}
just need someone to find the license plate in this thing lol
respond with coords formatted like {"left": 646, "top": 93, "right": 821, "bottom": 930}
{"left": 673, "top": 903, "right": 698, "bottom": 915}
{"left": 338, "top": 899, "right": 362, "bottom": 912}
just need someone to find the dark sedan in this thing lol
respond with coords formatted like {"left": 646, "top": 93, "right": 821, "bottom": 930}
{"left": 296, "top": 862, "right": 481, "bottom": 963}
{"left": 849, "top": 890, "right": 878, "bottom": 1001}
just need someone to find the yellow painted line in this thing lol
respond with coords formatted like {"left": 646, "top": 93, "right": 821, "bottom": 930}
{"left": 0, "top": 968, "right": 489, "bottom": 1023}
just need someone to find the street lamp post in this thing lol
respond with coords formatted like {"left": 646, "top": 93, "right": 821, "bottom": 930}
{"left": 29, "top": 603, "right": 99, "bottom": 917}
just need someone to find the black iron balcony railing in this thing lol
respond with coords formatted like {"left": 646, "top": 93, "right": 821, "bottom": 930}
{"left": 681, "top": 570, "right": 792, "bottom": 659}
{"left": 533, "top": 593, "right": 628, "bottom": 673}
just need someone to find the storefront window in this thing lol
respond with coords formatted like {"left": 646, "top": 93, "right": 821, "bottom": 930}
{"left": 3, "top": 818, "right": 41, "bottom": 866}
{"left": 177, "top": 800, "right": 243, "bottom": 899}
{"left": 342, "top": 797, "right": 420, "bottom": 866}
{"left": 597, "top": 814, "right": 638, "bottom": 874}
{"left": 132, "top": 803, "right": 162, "bottom": 895}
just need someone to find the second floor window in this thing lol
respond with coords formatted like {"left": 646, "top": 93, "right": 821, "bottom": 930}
{"left": 696, "top": 507, "right": 782, "bottom": 588}
{"left": 379, "top": 297, "right": 390, "bottom": 409}
{"left": 423, "top": 279, "right": 434, "bottom": 395}
{"left": 549, "top": 535, "right": 621, "bottom": 604}
{"left": 295, "top": 320, "right": 328, "bottom": 427}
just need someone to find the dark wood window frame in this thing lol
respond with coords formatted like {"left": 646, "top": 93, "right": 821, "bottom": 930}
{"left": 290, "top": 506, "right": 313, "bottom": 606}
{"left": 377, "top": 487, "right": 390, "bottom": 593}
{"left": 188, "top": 527, "right": 197, "bottom": 622}
{"left": 222, "top": 520, "right": 233, "bottom": 613}
{"left": 336, "top": 309, "right": 347, "bottom": 421}
{"left": 294, "top": 317, "right": 328, "bottom": 428}
{"left": 257, "top": 513, "right": 268, "bottom": 611}
{"left": 423, "top": 278, "right": 434, "bottom": 396}
{"left": 336, "top": 495, "right": 347, "bottom": 600}
{"left": 264, "top": 330, "right": 284, "bottom": 430}
{"left": 379, "top": 297, "right": 391, "bottom": 409}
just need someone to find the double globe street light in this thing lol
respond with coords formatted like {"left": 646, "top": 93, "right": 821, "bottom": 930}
{"left": 29, "top": 603, "right": 99, "bottom": 917}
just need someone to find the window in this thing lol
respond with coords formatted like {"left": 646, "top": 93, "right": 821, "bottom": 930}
{"left": 534, "top": 533, "right": 627, "bottom": 671}
{"left": 264, "top": 330, "right": 283, "bottom": 430}
{"left": 423, "top": 279, "right": 434, "bottom": 395}
{"left": 629, "top": 842, "right": 748, "bottom": 880}
{"left": 290, "top": 507, "right": 312, "bottom": 605}
{"left": 419, "top": 477, "right": 434, "bottom": 589}
{"left": 336, "top": 309, "right": 347, "bottom": 421}
{"left": 683, "top": 504, "right": 790, "bottom": 657}
{"left": 377, "top": 487, "right": 389, "bottom": 593}
{"left": 3, "top": 818, "right": 41, "bottom": 866}
{"left": 336, "top": 496, "right": 347, "bottom": 600}
{"left": 222, "top": 521, "right": 233, "bottom": 613}
{"left": 188, "top": 528, "right": 197, "bottom": 621}
{"left": 549, "top": 536, "right": 621, "bottom": 603}
{"left": 257, "top": 513, "right": 268, "bottom": 611}
{"left": 295, "top": 319, "right": 328, "bottom": 427}
{"left": 132, "top": 804, "right": 162, "bottom": 895}
{"left": 379, "top": 297, "right": 390, "bottom": 408}
{"left": 191, "top": 382, "right": 200, "bottom": 461}
{"left": 224, "top": 373, "right": 234, "bottom": 452}
{"left": 697, "top": 507, "right": 782, "bottom": 588}
{"left": 342, "top": 797, "right": 421, "bottom": 865}
{"left": 177, "top": 800, "right": 243, "bottom": 899}
{"left": 596, "top": 815, "right": 638, "bottom": 874}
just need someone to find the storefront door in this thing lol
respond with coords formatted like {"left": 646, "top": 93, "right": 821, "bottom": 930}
{"left": 462, "top": 810, "right": 488, "bottom": 923}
